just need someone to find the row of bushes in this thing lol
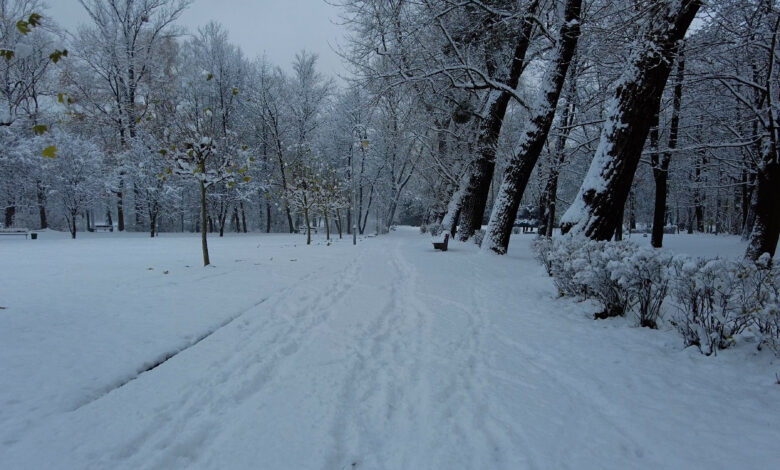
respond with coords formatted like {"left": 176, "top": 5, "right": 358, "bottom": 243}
{"left": 533, "top": 237, "right": 780, "bottom": 356}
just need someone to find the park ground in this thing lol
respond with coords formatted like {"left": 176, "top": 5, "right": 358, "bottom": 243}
{"left": 0, "top": 228, "right": 778, "bottom": 469}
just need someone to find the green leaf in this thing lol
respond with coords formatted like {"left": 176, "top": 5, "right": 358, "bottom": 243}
{"left": 206, "top": 73, "right": 213, "bottom": 81}
{"left": 232, "top": 87, "right": 239, "bottom": 96}
{"left": 57, "top": 93, "right": 65, "bottom": 103}
{"left": 242, "top": 176, "right": 251, "bottom": 183}
{"left": 32, "top": 124, "right": 48, "bottom": 135}
{"left": 0, "top": 49, "right": 15, "bottom": 60}
{"left": 159, "top": 149, "right": 167, "bottom": 156}
{"left": 41, "top": 145, "right": 57, "bottom": 158}
{"left": 16, "top": 20, "right": 31, "bottom": 35}
{"left": 27, "top": 14, "right": 43, "bottom": 28}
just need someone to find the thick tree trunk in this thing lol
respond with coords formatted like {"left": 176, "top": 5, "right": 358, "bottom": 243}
{"left": 452, "top": 3, "right": 538, "bottom": 242}
{"left": 746, "top": 156, "right": 780, "bottom": 260}
{"left": 325, "top": 211, "right": 330, "bottom": 241}
{"left": 482, "top": 0, "right": 581, "bottom": 254}
{"left": 560, "top": 0, "right": 702, "bottom": 239}
{"left": 200, "top": 180, "right": 210, "bottom": 266}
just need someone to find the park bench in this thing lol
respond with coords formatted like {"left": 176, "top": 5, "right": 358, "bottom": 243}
{"left": 94, "top": 224, "right": 113, "bottom": 232}
{"left": 432, "top": 233, "right": 449, "bottom": 251}
{"left": 0, "top": 228, "right": 30, "bottom": 239}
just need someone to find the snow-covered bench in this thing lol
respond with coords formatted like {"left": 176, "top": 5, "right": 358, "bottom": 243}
{"left": 433, "top": 233, "right": 449, "bottom": 251}
{"left": 94, "top": 224, "right": 113, "bottom": 232}
{"left": 0, "top": 228, "right": 30, "bottom": 239}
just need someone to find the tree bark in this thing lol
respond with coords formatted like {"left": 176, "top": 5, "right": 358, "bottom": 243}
{"left": 200, "top": 180, "right": 210, "bottom": 266}
{"left": 37, "top": 181, "right": 47, "bottom": 229}
{"left": 746, "top": 157, "right": 780, "bottom": 260}
{"left": 560, "top": 0, "right": 702, "bottom": 239}
{"left": 451, "top": 2, "right": 538, "bottom": 241}
{"left": 482, "top": 0, "right": 581, "bottom": 254}
{"left": 651, "top": 53, "right": 684, "bottom": 248}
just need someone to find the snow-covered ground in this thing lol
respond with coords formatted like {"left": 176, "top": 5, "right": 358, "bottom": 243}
{"left": 1, "top": 229, "right": 778, "bottom": 469}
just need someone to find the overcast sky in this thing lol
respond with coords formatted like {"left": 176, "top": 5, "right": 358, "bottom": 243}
{"left": 45, "top": 0, "right": 349, "bottom": 78}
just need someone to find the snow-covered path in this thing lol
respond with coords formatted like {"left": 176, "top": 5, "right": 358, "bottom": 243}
{"left": 1, "top": 229, "right": 778, "bottom": 469}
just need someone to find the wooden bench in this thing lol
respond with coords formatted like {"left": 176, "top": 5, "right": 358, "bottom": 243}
{"left": 94, "top": 224, "right": 113, "bottom": 232}
{"left": 433, "top": 233, "right": 449, "bottom": 251}
{"left": 0, "top": 228, "right": 30, "bottom": 239}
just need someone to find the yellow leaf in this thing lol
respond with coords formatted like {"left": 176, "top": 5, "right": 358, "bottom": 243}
{"left": 41, "top": 146, "right": 57, "bottom": 158}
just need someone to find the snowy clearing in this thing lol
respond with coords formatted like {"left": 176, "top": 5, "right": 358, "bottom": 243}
{"left": 1, "top": 229, "right": 778, "bottom": 469}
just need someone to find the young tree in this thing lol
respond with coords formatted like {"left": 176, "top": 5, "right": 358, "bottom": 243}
{"left": 47, "top": 130, "right": 104, "bottom": 238}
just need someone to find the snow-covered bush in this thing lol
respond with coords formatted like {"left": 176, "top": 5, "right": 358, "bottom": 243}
{"left": 473, "top": 229, "right": 485, "bottom": 246}
{"left": 669, "top": 256, "right": 769, "bottom": 355}
{"left": 533, "top": 237, "right": 554, "bottom": 276}
{"left": 573, "top": 240, "right": 635, "bottom": 319}
{"left": 429, "top": 223, "right": 442, "bottom": 237}
{"left": 610, "top": 248, "right": 672, "bottom": 328}
{"left": 534, "top": 237, "right": 780, "bottom": 355}
{"left": 420, "top": 224, "right": 428, "bottom": 234}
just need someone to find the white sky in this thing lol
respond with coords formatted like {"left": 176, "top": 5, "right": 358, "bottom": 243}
{"left": 44, "top": 0, "right": 349, "bottom": 78}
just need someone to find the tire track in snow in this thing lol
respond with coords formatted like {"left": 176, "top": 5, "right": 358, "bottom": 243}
{"left": 102, "top": 250, "right": 367, "bottom": 467}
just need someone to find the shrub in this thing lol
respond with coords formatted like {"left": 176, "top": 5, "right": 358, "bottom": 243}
{"left": 610, "top": 248, "right": 672, "bottom": 328}
{"left": 419, "top": 224, "right": 428, "bottom": 234}
{"left": 429, "top": 223, "right": 442, "bottom": 236}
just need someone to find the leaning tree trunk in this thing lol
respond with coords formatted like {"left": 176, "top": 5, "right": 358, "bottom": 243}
{"left": 450, "top": 2, "right": 538, "bottom": 242}
{"left": 651, "top": 52, "right": 684, "bottom": 248}
{"left": 560, "top": 0, "right": 702, "bottom": 239}
{"left": 482, "top": 0, "right": 581, "bottom": 254}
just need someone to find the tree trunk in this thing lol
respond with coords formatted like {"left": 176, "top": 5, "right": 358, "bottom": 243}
{"left": 117, "top": 179, "right": 125, "bottom": 232}
{"left": 70, "top": 211, "right": 77, "bottom": 239}
{"left": 200, "top": 180, "right": 210, "bottom": 266}
{"left": 4, "top": 204, "right": 15, "bottom": 227}
{"left": 304, "top": 205, "right": 311, "bottom": 245}
{"left": 241, "top": 202, "right": 248, "bottom": 233}
{"left": 86, "top": 211, "right": 93, "bottom": 232}
{"left": 538, "top": 72, "right": 576, "bottom": 238}
{"left": 266, "top": 197, "right": 272, "bottom": 233}
{"left": 482, "top": 0, "right": 581, "bottom": 254}
{"left": 560, "top": 0, "right": 702, "bottom": 239}
{"left": 651, "top": 53, "right": 683, "bottom": 248}
{"left": 325, "top": 211, "right": 330, "bottom": 241}
{"left": 746, "top": 155, "right": 780, "bottom": 260}
{"left": 37, "top": 182, "right": 47, "bottom": 229}
{"left": 336, "top": 208, "right": 343, "bottom": 239}
{"left": 452, "top": 2, "right": 538, "bottom": 242}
